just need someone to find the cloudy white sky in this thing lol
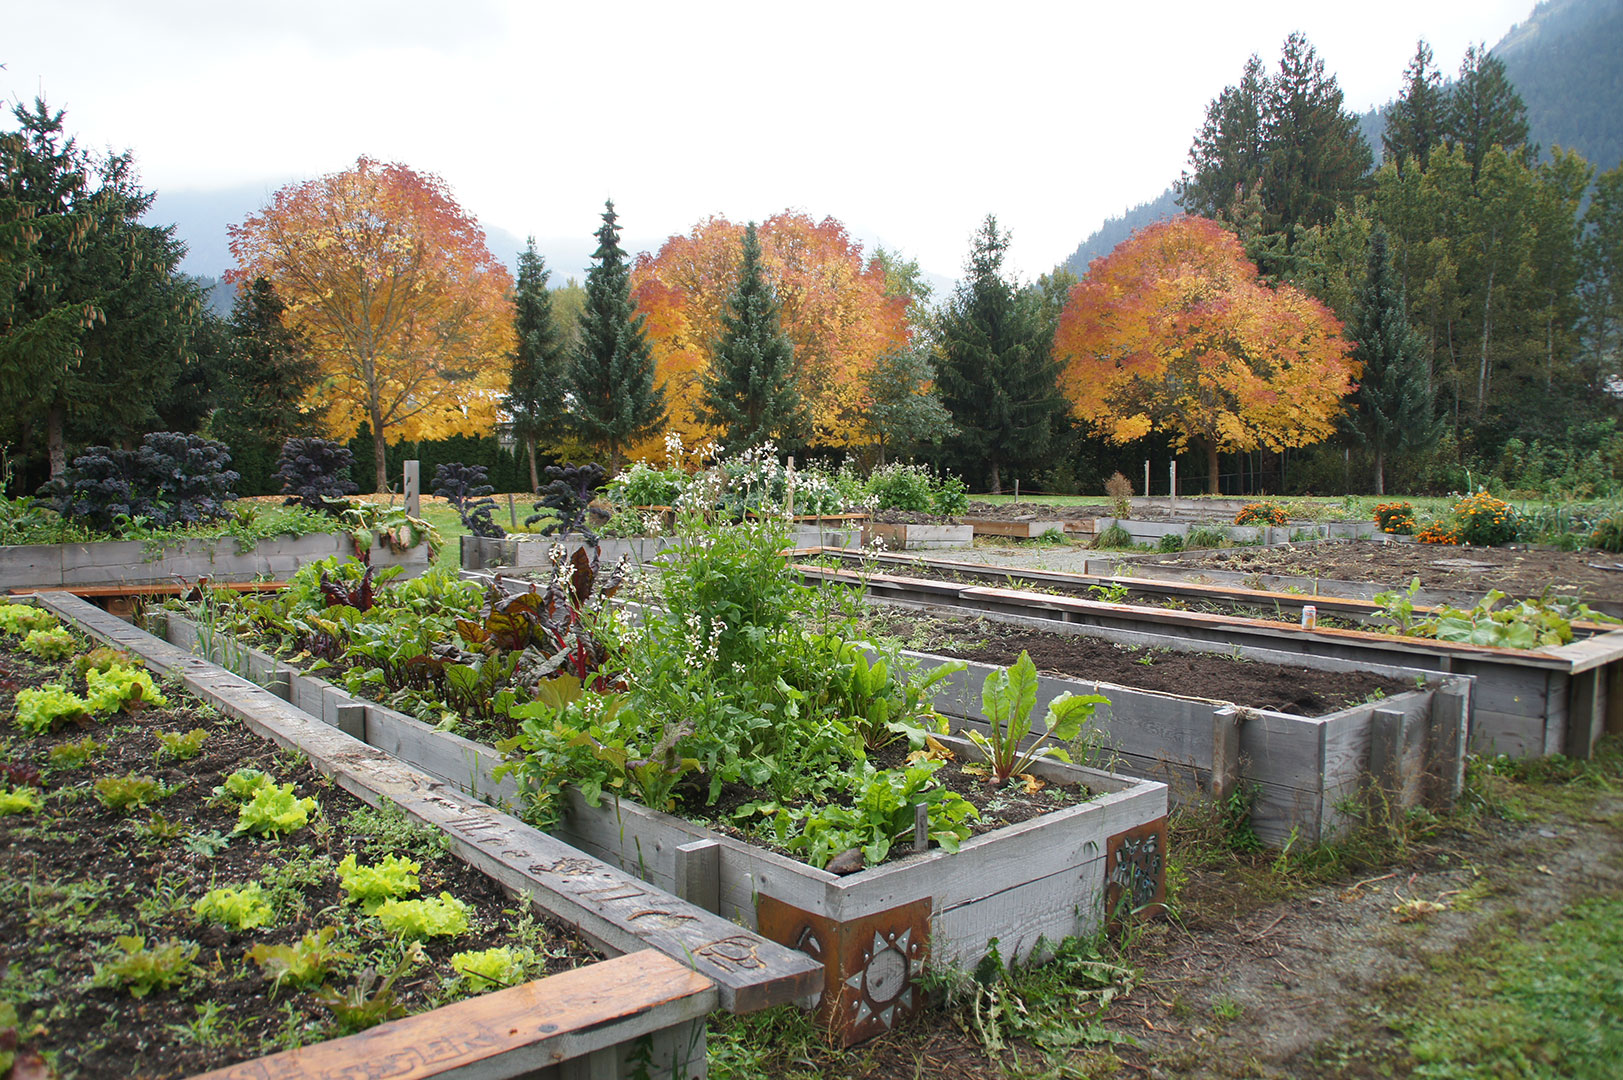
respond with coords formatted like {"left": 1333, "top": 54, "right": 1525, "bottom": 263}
{"left": 4, "top": 0, "right": 1534, "bottom": 284}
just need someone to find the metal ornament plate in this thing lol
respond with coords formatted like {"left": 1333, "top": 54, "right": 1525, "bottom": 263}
{"left": 757, "top": 895, "right": 931, "bottom": 1046}
{"left": 1105, "top": 817, "right": 1168, "bottom": 924}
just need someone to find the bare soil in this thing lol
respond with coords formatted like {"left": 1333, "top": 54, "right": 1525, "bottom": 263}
{"left": 1142, "top": 540, "right": 1623, "bottom": 604}
{"left": 0, "top": 643, "right": 595, "bottom": 1079}
{"left": 867, "top": 610, "right": 1411, "bottom": 716}
{"left": 964, "top": 500, "right": 1246, "bottom": 524}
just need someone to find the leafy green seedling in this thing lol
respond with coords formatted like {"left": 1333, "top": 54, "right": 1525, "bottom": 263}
{"left": 0, "top": 786, "right": 42, "bottom": 815}
{"left": 13, "top": 684, "right": 90, "bottom": 734}
{"left": 92, "top": 935, "right": 200, "bottom": 997}
{"left": 0, "top": 603, "right": 57, "bottom": 636}
{"left": 85, "top": 663, "right": 168, "bottom": 715}
{"left": 316, "top": 944, "right": 422, "bottom": 1032}
{"left": 73, "top": 646, "right": 134, "bottom": 680}
{"left": 213, "top": 767, "right": 275, "bottom": 804}
{"left": 93, "top": 774, "right": 168, "bottom": 812}
{"left": 248, "top": 926, "right": 354, "bottom": 994}
{"left": 133, "top": 811, "right": 190, "bottom": 841}
{"left": 449, "top": 946, "right": 533, "bottom": 989}
{"left": 967, "top": 651, "right": 1109, "bottom": 785}
{"left": 335, "top": 853, "right": 421, "bottom": 914}
{"left": 21, "top": 626, "right": 76, "bottom": 661}
{"left": 49, "top": 735, "right": 102, "bottom": 767}
{"left": 193, "top": 883, "right": 275, "bottom": 929}
{"left": 373, "top": 893, "right": 469, "bottom": 940}
{"left": 183, "top": 831, "right": 231, "bottom": 858}
{"left": 156, "top": 728, "right": 209, "bottom": 761}
{"left": 234, "top": 783, "right": 318, "bottom": 836}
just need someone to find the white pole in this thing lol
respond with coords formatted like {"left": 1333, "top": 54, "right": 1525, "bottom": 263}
{"left": 1144, "top": 459, "right": 1150, "bottom": 498}
{"left": 404, "top": 460, "right": 421, "bottom": 518}
{"left": 1169, "top": 460, "right": 1177, "bottom": 512}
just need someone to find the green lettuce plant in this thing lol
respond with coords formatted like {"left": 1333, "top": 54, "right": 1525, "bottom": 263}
{"left": 21, "top": 626, "right": 76, "bottom": 661}
{"left": 335, "top": 853, "right": 421, "bottom": 913}
{"left": 13, "top": 684, "right": 90, "bottom": 733}
{"left": 450, "top": 946, "right": 533, "bottom": 988}
{"left": 247, "top": 927, "right": 353, "bottom": 995}
{"left": 156, "top": 728, "right": 208, "bottom": 761}
{"left": 373, "top": 893, "right": 469, "bottom": 940}
{"left": 85, "top": 663, "right": 168, "bottom": 714}
{"left": 0, "top": 603, "right": 57, "bottom": 636}
{"left": 93, "top": 773, "right": 167, "bottom": 812}
{"left": 213, "top": 767, "right": 275, "bottom": 803}
{"left": 0, "top": 786, "right": 42, "bottom": 815}
{"left": 233, "top": 783, "right": 317, "bottom": 836}
{"left": 49, "top": 735, "right": 102, "bottom": 767}
{"left": 193, "top": 883, "right": 275, "bottom": 929}
{"left": 92, "top": 936, "right": 200, "bottom": 997}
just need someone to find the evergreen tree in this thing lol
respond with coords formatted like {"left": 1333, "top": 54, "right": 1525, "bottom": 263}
{"left": 1446, "top": 45, "right": 1534, "bottom": 181}
{"left": 935, "top": 216, "right": 1065, "bottom": 494}
{"left": 0, "top": 99, "right": 204, "bottom": 480}
{"left": 1383, "top": 40, "right": 1446, "bottom": 170}
{"left": 211, "top": 277, "right": 320, "bottom": 490}
{"left": 862, "top": 345, "right": 954, "bottom": 465}
{"left": 568, "top": 200, "right": 665, "bottom": 472}
{"left": 506, "top": 240, "right": 569, "bottom": 490}
{"left": 1178, "top": 54, "right": 1268, "bottom": 221}
{"left": 1345, "top": 230, "right": 1440, "bottom": 494}
{"left": 1581, "top": 163, "right": 1623, "bottom": 382}
{"left": 1259, "top": 33, "right": 1373, "bottom": 240}
{"left": 697, "top": 222, "right": 806, "bottom": 452}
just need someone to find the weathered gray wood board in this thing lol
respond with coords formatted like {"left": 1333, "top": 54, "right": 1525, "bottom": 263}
{"left": 1, "top": 533, "right": 427, "bottom": 591}
{"left": 187, "top": 950, "right": 715, "bottom": 1080}
{"left": 861, "top": 523, "right": 975, "bottom": 550}
{"left": 35, "top": 594, "right": 819, "bottom": 1014}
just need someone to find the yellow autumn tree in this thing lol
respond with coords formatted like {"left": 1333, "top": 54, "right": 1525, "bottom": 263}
{"left": 228, "top": 157, "right": 515, "bottom": 490}
{"left": 630, "top": 212, "right": 908, "bottom": 457}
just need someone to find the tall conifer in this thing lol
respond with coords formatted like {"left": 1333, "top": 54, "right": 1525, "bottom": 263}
{"left": 506, "top": 240, "right": 568, "bottom": 490}
{"left": 698, "top": 223, "right": 805, "bottom": 452}
{"left": 1384, "top": 40, "right": 1446, "bottom": 170}
{"left": 1346, "top": 230, "right": 1440, "bottom": 493}
{"left": 1447, "top": 45, "right": 1534, "bottom": 180}
{"left": 568, "top": 200, "right": 664, "bottom": 472}
{"left": 935, "top": 216, "right": 1065, "bottom": 494}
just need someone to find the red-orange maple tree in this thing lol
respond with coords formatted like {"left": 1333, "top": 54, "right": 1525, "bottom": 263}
{"left": 228, "top": 157, "right": 514, "bottom": 490}
{"left": 1054, "top": 215, "right": 1355, "bottom": 492}
{"left": 630, "top": 212, "right": 908, "bottom": 453}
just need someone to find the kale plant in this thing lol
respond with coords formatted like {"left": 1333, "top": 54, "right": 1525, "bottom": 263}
{"left": 432, "top": 462, "right": 505, "bottom": 538}
{"left": 275, "top": 437, "right": 359, "bottom": 515}
{"left": 45, "top": 433, "right": 239, "bottom": 530}
{"left": 527, "top": 462, "right": 606, "bottom": 540}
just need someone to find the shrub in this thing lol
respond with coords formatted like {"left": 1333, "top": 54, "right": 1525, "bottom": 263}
{"left": 609, "top": 462, "right": 688, "bottom": 508}
{"left": 933, "top": 473, "right": 969, "bottom": 517}
{"left": 1233, "top": 502, "right": 1287, "bottom": 527}
{"left": 275, "top": 438, "right": 359, "bottom": 515}
{"left": 1104, "top": 471, "right": 1134, "bottom": 519}
{"left": 45, "top": 433, "right": 239, "bottom": 530}
{"left": 1157, "top": 532, "right": 1185, "bottom": 553}
{"left": 1452, "top": 491, "right": 1517, "bottom": 546}
{"left": 1373, "top": 501, "right": 1417, "bottom": 535}
{"left": 431, "top": 462, "right": 504, "bottom": 539}
{"left": 1591, "top": 514, "right": 1623, "bottom": 553}
{"left": 865, "top": 462, "right": 936, "bottom": 513}
{"left": 1416, "top": 521, "right": 1460, "bottom": 545}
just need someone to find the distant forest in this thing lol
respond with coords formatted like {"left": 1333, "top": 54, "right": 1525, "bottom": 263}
{"left": 1061, "top": 0, "right": 1623, "bottom": 277}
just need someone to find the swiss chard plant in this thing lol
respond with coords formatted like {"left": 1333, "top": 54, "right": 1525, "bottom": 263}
{"left": 968, "top": 651, "right": 1108, "bottom": 785}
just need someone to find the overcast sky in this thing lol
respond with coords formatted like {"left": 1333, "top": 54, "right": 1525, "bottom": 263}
{"left": 3, "top": 0, "right": 1534, "bottom": 284}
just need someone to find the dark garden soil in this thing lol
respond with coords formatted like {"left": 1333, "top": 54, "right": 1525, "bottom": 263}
{"left": 870, "top": 509, "right": 961, "bottom": 525}
{"left": 964, "top": 500, "right": 1246, "bottom": 524}
{"left": 1138, "top": 540, "right": 1623, "bottom": 604}
{"left": 0, "top": 639, "right": 596, "bottom": 1080}
{"left": 865, "top": 610, "right": 1412, "bottom": 716}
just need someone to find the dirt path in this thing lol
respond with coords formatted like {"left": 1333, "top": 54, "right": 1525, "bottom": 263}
{"left": 1101, "top": 794, "right": 1623, "bottom": 1078}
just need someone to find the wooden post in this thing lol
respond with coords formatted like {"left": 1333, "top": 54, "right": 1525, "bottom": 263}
{"left": 1210, "top": 706, "right": 1242, "bottom": 800}
{"left": 1369, "top": 706, "right": 1410, "bottom": 812}
{"left": 913, "top": 803, "right": 929, "bottom": 853}
{"left": 334, "top": 702, "right": 367, "bottom": 742}
{"left": 1143, "top": 459, "right": 1150, "bottom": 498}
{"left": 265, "top": 668, "right": 293, "bottom": 702}
{"left": 674, "top": 839, "right": 721, "bottom": 914}
{"left": 1565, "top": 667, "right": 1604, "bottom": 759}
{"left": 404, "top": 460, "right": 421, "bottom": 518}
{"left": 507, "top": 492, "right": 518, "bottom": 529}
{"left": 1169, "top": 460, "right": 1177, "bottom": 512}
{"left": 1013, "top": 479, "right": 1019, "bottom": 502}
{"left": 1425, "top": 684, "right": 1468, "bottom": 808}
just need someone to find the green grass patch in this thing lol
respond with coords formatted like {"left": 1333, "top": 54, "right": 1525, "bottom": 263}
{"left": 1398, "top": 893, "right": 1623, "bottom": 1079}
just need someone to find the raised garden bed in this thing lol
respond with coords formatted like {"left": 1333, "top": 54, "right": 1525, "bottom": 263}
{"left": 1109, "top": 539, "right": 1623, "bottom": 617}
{"left": 150, "top": 606, "right": 1169, "bottom": 1046}
{"left": 861, "top": 522, "right": 975, "bottom": 550}
{"left": 796, "top": 563, "right": 1623, "bottom": 761}
{"left": 0, "top": 531, "right": 429, "bottom": 592}
{"left": 460, "top": 522, "right": 862, "bottom": 573}
{"left": 0, "top": 598, "right": 715, "bottom": 1080}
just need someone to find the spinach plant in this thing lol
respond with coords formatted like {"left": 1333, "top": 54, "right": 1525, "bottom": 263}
{"left": 968, "top": 651, "right": 1108, "bottom": 785}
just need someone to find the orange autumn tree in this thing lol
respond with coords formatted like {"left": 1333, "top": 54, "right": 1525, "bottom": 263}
{"left": 631, "top": 212, "right": 908, "bottom": 454}
{"left": 1055, "top": 215, "right": 1355, "bottom": 493}
{"left": 228, "top": 157, "right": 515, "bottom": 491}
